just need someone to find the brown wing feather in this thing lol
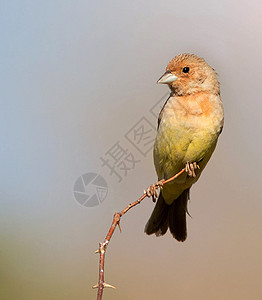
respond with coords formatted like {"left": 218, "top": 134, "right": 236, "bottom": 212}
{"left": 157, "top": 93, "right": 172, "bottom": 129}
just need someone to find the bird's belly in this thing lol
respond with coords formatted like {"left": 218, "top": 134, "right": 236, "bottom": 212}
{"left": 154, "top": 114, "right": 219, "bottom": 180}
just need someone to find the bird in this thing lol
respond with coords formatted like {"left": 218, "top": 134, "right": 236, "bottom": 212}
{"left": 145, "top": 53, "right": 224, "bottom": 242}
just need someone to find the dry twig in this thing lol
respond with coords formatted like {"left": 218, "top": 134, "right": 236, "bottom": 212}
{"left": 93, "top": 168, "right": 186, "bottom": 300}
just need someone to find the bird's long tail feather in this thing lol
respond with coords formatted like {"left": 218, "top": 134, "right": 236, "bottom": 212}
{"left": 144, "top": 189, "right": 190, "bottom": 242}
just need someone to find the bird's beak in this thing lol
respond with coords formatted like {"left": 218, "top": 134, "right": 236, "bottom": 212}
{"left": 157, "top": 71, "right": 178, "bottom": 84}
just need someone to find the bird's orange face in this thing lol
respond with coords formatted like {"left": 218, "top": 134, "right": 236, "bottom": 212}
{"left": 158, "top": 54, "right": 219, "bottom": 96}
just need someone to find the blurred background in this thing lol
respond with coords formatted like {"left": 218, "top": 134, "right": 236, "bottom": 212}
{"left": 1, "top": 1, "right": 262, "bottom": 299}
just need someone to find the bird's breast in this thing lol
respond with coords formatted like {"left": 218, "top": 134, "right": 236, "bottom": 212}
{"left": 154, "top": 93, "right": 224, "bottom": 179}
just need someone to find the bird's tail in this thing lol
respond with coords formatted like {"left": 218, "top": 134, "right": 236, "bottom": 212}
{"left": 144, "top": 189, "right": 190, "bottom": 242}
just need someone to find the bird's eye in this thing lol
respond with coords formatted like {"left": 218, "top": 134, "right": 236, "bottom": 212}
{"left": 182, "top": 67, "right": 190, "bottom": 73}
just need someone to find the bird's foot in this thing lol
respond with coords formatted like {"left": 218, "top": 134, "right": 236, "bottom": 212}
{"left": 185, "top": 162, "right": 200, "bottom": 178}
{"left": 145, "top": 180, "right": 164, "bottom": 203}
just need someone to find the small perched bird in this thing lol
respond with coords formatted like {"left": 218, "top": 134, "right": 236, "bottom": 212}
{"left": 145, "top": 53, "right": 224, "bottom": 242}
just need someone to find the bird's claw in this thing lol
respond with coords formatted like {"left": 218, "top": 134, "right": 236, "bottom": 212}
{"left": 185, "top": 162, "right": 200, "bottom": 177}
{"left": 145, "top": 180, "right": 164, "bottom": 203}
{"left": 146, "top": 184, "right": 158, "bottom": 202}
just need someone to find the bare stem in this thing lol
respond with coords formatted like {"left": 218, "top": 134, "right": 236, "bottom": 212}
{"left": 93, "top": 168, "right": 185, "bottom": 300}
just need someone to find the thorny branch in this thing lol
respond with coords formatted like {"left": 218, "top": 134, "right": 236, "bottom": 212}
{"left": 93, "top": 168, "right": 186, "bottom": 300}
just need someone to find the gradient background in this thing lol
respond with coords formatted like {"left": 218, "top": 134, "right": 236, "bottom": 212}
{"left": 1, "top": 1, "right": 262, "bottom": 299}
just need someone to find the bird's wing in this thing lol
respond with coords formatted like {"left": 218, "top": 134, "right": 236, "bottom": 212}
{"left": 157, "top": 93, "right": 172, "bottom": 129}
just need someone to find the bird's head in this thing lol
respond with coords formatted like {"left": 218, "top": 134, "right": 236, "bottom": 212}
{"left": 157, "top": 53, "right": 220, "bottom": 96}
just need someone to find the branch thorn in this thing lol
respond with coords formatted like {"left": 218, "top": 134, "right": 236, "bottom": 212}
{"left": 117, "top": 221, "right": 122, "bottom": 233}
{"left": 103, "top": 283, "right": 116, "bottom": 289}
